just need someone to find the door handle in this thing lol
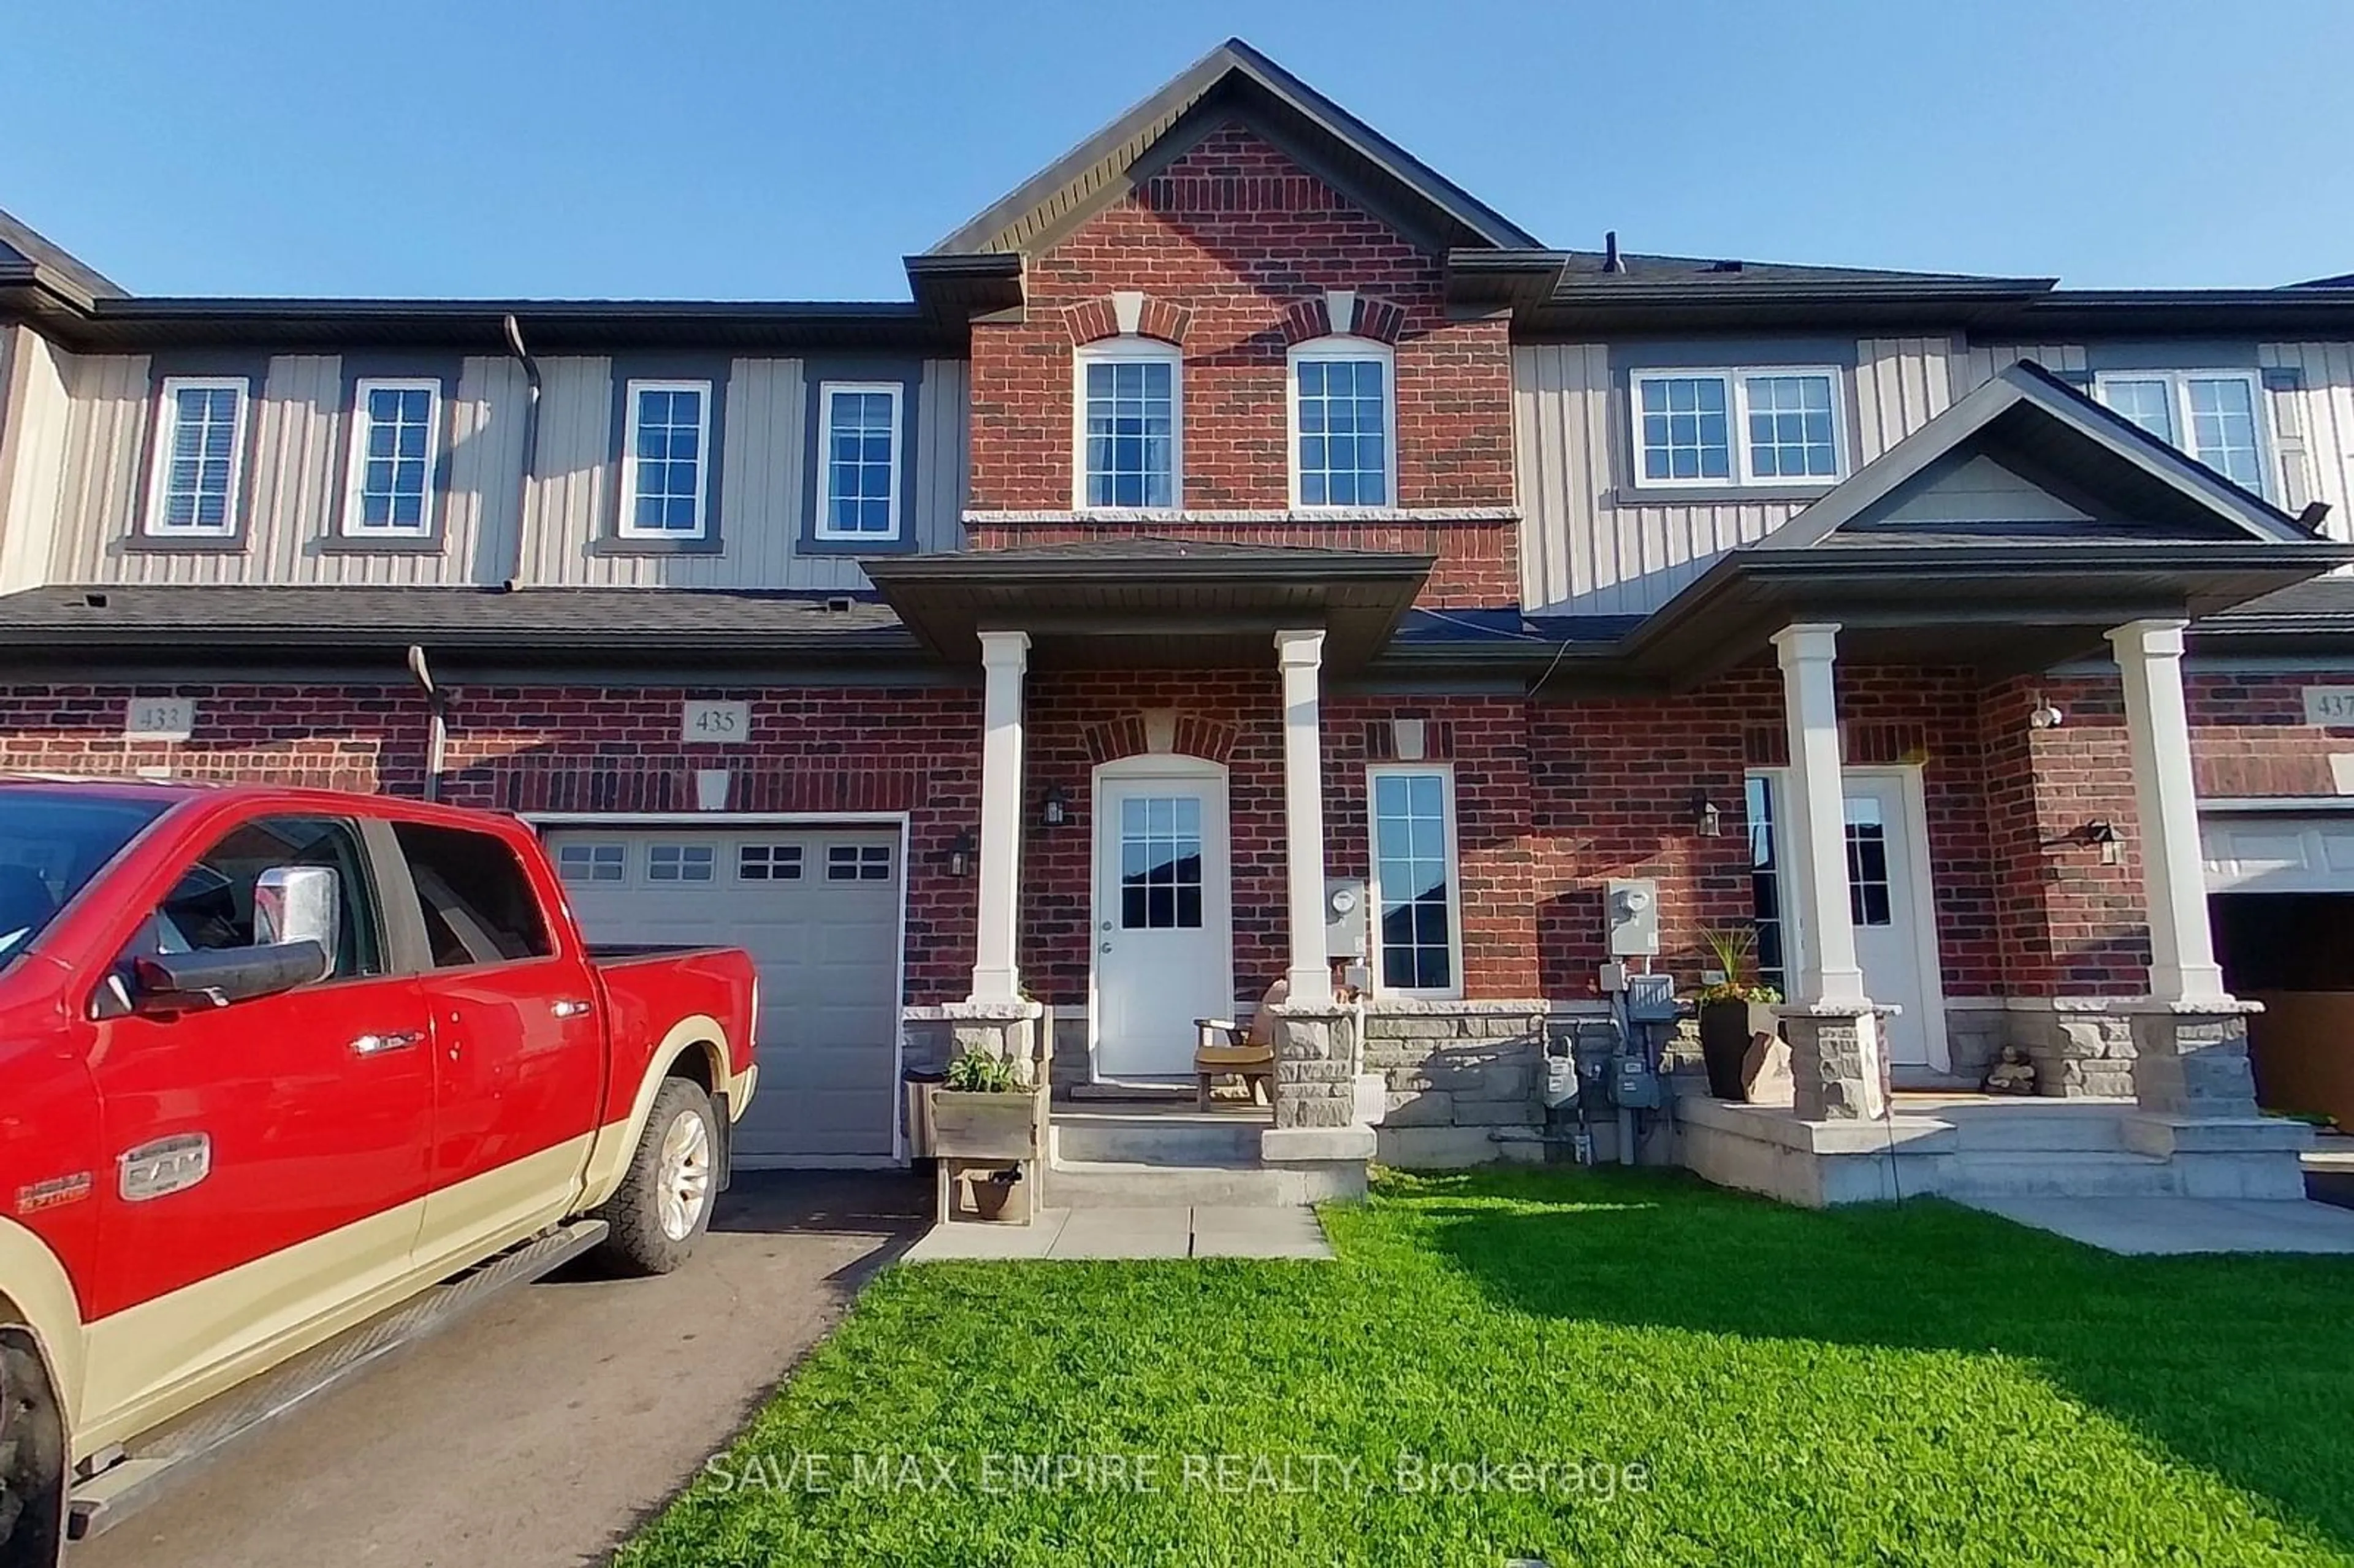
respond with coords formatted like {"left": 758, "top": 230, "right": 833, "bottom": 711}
{"left": 551, "top": 999, "right": 593, "bottom": 1019}
{"left": 350, "top": 1029, "right": 425, "bottom": 1056}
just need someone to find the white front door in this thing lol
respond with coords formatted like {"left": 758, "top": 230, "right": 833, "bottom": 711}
{"left": 1092, "top": 763, "right": 1233, "bottom": 1079}
{"left": 1840, "top": 775, "right": 1933, "bottom": 1067}
{"left": 1752, "top": 769, "right": 1944, "bottom": 1069}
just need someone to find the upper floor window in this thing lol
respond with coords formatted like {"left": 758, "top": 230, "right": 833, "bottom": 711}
{"left": 1631, "top": 368, "right": 1845, "bottom": 489}
{"left": 344, "top": 379, "right": 440, "bottom": 538}
{"left": 1074, "top": 339, "right": 1179, "bottom": 509}
{"left": 145, "top": 377, "right": 249, "bottom": 536}
{"left": 1289, "top": 338, "right": 1393, "bottom": 508}
{"left": 815, "top": 382, "right": 904, "bottom": 541}
{"left": 2093, "top": 370, "right": 2268, "bottom": 494}
{"left": 621, "top": 379, "right": 711, "bottom": 538}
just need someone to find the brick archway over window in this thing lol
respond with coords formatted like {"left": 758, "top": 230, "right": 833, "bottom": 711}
{"left": 1081, "top": 710, "right": 1239, "bottom": 766}
{"left": 1063, "top": 292, "right": 1192, "bottom": 347}
{"left": 1279, "top": 292, "right": 1406, "bottom": 346}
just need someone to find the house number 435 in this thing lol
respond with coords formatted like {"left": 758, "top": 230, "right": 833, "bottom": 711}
{"left": 680, "top": 700, "right": 751, "bottom": 745}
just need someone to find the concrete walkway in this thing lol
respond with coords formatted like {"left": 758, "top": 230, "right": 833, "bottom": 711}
{"left": 1957, "top": 1195, "right": 2354, "bottom": 1255}
{"left": 902, "top": 1205, "right": 1333, "bottom": 1261}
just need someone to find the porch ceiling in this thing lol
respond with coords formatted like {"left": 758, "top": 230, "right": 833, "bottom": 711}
{"left": 863, "top": 541, "right": 1434, "bottom": 672}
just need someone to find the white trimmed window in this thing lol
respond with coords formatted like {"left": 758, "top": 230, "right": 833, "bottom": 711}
{"left": 1631, "top": 368, "right": 1845, "bottom": 489}
{"left": 1289, "top": 337, "right": 1394, "bottom": 508}
{"left": 815, "top": 382, "right": 903, "bottom": 541}
{"left": 620, "top": 379, "right": 712, "bottom": 538}
{"left": 2093, "top": 370, "right": 2269, "bottom": 494}
{"left": 343, "top": 378, "right": 440, "bottom": 537}
{"left": 1366, "top": 765, "right": 1462, "bottom": 998}
{"left": 145, "top": 377, "right": 250, "bottom": 536}
{"left": 1074, "top": 338, "right": 1180, "bottom": 509}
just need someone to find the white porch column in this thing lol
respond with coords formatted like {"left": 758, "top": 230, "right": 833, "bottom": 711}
{"left": 1772, "top": 623, "right": 1866, "bottom": 1007}
{"left": 1275, "top": 628, "right": 1331, "bottom": 1003}
{"left": 2108, "top": 618, "right": 2229, "bottom": 1005}
{"left": 968, "top": 630, "right": 1029, "bottom": 1005}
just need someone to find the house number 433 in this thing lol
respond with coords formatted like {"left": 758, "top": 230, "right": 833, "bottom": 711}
{"left": 680, "top": 700, "right": 751, "bottom": 745}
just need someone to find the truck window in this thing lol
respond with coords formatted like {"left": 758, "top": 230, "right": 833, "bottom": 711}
{"left": 0, "top": 794, "right": 172, "bottom": 964}
{"left": 391, "top": 823, "right": 553, "bottom": 969}
{"left": 143, "top": 815, "right": 386, "bottom": 980}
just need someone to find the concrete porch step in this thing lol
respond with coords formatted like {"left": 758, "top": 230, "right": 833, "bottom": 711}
{"left": 1046, "top": 1159, "right": 1363, "bottom": 1208}
{"left": 1050, "top": 1112, "right": 1264, "bottom": 1166}
{"left": 1944, "top": 1110, "right": 2131, "bottom": 1154}
{"left": 1940, "top": 1151, "right": 2179, "bottom": 1199}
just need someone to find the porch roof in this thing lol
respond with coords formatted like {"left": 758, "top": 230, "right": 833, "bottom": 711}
{"left": 862, "top": 539, "right": 1434, "bottom": 672}
{"left": 1495, "top": 362, "right": 2354, "bottom": 692}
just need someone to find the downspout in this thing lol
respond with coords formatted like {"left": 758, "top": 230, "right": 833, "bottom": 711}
{"left": 406, "top": 644, "right": 451, "bottom": 802}
{"left": 501, "top": 313, "right": 542, "bottom": 586}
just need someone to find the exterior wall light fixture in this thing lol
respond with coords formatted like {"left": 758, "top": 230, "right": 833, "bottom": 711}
{"left": 1042, "top": 784, "right": 1070, "bottom": 828}
{"left": 947, "top": 829, "right": 977, "bottom": 878}
{"left": 1689, "top": 792, "right": 1723, "bottom": 837}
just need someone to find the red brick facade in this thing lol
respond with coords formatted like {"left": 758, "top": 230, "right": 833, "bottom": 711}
{"left": 20, "top": 663, "right": 2342, "bottom": 1018}
{"left": 963, "top": 124, "right": 1519, "bottom": 609}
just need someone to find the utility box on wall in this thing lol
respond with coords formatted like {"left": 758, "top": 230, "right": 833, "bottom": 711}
{"left": 1605, "top": 878, "right": 1660, "bottom": 958}
{"left": 1325, "top": 877, "right": 1368, "bottom": 961}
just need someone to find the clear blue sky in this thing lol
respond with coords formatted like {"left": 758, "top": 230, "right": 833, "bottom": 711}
{"left": 10, "top": 0, "right": 2352, "bottom": 300}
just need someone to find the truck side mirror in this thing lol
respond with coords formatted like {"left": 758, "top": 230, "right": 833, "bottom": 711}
{"left": 255, "top": 866, "right": 341, "bottom": 975}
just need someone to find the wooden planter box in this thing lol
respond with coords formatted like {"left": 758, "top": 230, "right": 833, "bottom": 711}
{"left": 926, "top": 1087, "right": 1044, "bottom": 1162}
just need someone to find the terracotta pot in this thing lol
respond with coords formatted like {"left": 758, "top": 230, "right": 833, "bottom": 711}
{"left": 969, "top": 1169, "right": 1021, "bottom": 1222}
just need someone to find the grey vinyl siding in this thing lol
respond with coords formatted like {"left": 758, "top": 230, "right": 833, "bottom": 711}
{"left": 1852, "top": 337, "right": 1957, "bottom": 463}
{"left": 1951, "top": 341, "right": 2090, "bottom": 398}
{"left": 2258, "top": 343, "right": 2354, "bottom": 542}
{"left": 1516, "top": 343, "right": 1834, "bottom": 615}
{"left": 35, "top": 349, "right": 966, "bottom": 590}
{"left": 0, "top": 327, "right": 75, "bottom": 594}
{"left": 48, "top": 352, "right": 152, "bottom": 583}
{"left": 528, "top": 355, "right": 966, "bottom": 590}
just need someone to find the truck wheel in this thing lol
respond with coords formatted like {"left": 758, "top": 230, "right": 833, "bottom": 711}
{"left": 593, "top": 1078, "right": 720, "bottom": 1276}
{"left": 0, "top": 1333, "right": 65, "bottom": 1568}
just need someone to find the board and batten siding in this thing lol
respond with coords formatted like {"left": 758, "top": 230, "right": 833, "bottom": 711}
{"left": 38, "top": 348, "right": 967, "bottom": 590}
{"left": 52, "top": 353, "right": 525, "bottom": 587}
{"left": 1515, "top": 338, "right": 1959, "bottom": 615}
{"left": 523, "top": 356, "right": 967, "bottom": 590}
{"left": 2259, "top": 343, "right": 2354, "bottom": 542}
{"left": 0, "top": 327, "right": 75, "bottom": 594}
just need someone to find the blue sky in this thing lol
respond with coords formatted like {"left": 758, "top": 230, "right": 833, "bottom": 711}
{"left": 10, "top": 0, "right": 2352, "bottom": 300}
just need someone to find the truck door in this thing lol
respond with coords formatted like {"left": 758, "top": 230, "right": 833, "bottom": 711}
{"left": 385, "top": 821, "right": 602, "bottom": 1265}
{"left": 83, "top": 812, "right": 433, "bottom": 1425}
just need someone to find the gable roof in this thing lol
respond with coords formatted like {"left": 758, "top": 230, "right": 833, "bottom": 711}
{"left": 1761, "top": 360, "right": 2315, "bottom": 550}
{"left": 926, "top": 37, "right": 1542, "bottom": 259}
{"left": 0, "top": 207, "right": 124, "bottom": 308}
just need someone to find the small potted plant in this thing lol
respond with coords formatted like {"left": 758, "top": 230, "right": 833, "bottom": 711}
{"left": 1696, "top": 925, "right": 1783, "bottom": 1100}
{"left": 927, "top": 1044, "right": 1044, "bottom": 1162}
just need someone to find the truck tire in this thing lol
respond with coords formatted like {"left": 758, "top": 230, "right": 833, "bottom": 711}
{"left": 0, "top": 1333, "right": 64, "bottom": 1568}
{"left": 593, "top": 1078, "right": 720, "bottom": 1276}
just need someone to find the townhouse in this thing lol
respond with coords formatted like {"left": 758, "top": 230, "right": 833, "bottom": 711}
{"left": 3, "top": 40, "right": 2352, "bottom": 1192}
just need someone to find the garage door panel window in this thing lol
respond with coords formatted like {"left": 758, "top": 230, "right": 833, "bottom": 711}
{"left": 827, "top": 845, "right": 891, "bottom": 883}
{"left": 649, "top": 843, "right": 715, "bottom": 883}
{"left": 738, "top": 844, "right": 803, "bottom": 881}
{"left": 392, "top": 823, "right": 554, "bottom": 969}
{"left": 556, "top": 843, "right": 626, "bottom": 885}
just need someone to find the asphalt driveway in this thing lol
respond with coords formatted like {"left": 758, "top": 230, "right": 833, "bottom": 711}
{"left": 72, "top": 1171, "right": 928, "bottom": 1568}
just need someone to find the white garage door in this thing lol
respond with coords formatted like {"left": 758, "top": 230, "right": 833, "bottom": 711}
{"left": 544, "top": 824, "right": 902, "bottom": 1166}
{"left": 2201, "top": 810, "right": 2354, "bottom": 893}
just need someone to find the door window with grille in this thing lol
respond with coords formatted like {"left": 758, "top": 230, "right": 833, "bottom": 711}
{"left": 1118, "top": 796, "right": 1202, "bottom": 929}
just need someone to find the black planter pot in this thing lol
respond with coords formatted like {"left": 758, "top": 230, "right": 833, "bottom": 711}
{"left": 1698, "top": 999, "right": 1759, "bottom": 1100}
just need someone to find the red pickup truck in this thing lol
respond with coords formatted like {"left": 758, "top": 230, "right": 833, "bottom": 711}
{"left": 0, "top": 780, "right": 758, "bottom": 1565}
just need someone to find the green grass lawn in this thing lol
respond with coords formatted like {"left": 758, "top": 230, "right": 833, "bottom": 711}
{"left": 620, "top": 1169, "right": 2354, "bottom": 1567}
